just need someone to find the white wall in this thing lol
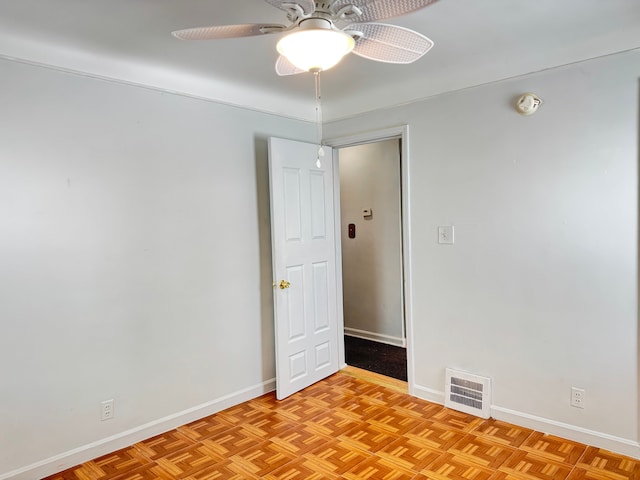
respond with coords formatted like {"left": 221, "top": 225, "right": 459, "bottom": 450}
{"left": 339, "top": 140, "right": 404, "bottom": 345}
{"left": 0, "top": 59, "right": 314, "bottom": 479}
{"left": 327, "top": 50, "right": 640, "bottom": 456}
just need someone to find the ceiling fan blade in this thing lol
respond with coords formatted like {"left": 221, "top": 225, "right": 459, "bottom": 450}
{"left": 346, "top": 23, "right": 434, "bottom": 63}
{"left": 172, "top": 23, "right": 286, "bottom": 40}
{"left": 332, "top": 0, "right": 439, "bottom": 23}
{"left": 263, "top": 0, "right": 315, "bottom": 15}
{"left": 275, "top": 55, "right": 306, "bottom": 76}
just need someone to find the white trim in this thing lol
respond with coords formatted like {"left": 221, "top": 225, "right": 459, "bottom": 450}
{"left": 491, "top": 406, "right": 640, "bottom": 460}
{"left": 398, "top": 127, "right": 414, "bottom": 394}
{"left": 0, "top": 379, "right": 276, "bottom": 480}
{"left": 333, "top": 147, "right": 346, "bottom": 368}
{"left": 411, "top": 384, "right": 640, "bottom": 460}
{"left": 325, "top": 126, "right": 407, "bottom": 149}
{"left": 325, "top": 125, "right": 414, "bottom": 394}
{"left": 413, "top": 384, "right": 446, "bottom": 405}
{"left": 344, "top": 328, "right": 405, "bottom": 347}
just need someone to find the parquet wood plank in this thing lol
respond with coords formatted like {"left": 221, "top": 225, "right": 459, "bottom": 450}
{"left": 474, "top": 419, "right": 534, "bottom": 448}
{"left": 391, "top": 396, "right": 446, "bottom": 420}
{"left": 177, "top": 415, "right": 234, "bottom": 443}
{"left": 135, "top": 431, "right": 197, "bottom": 460}
{"left": 180, "top": 460, "right": 261, "bottom": 480}
{"left": 359, "top": 386, "right": 409, "bottom": 406}
{"left": 303, "top": 439, "right": 371, "bottom": 475}
{"left": 216, "top": 401, "right": 268, "bottom": 425}
{"left": 340, "top": 421, "right": 402, "bottom": 453}
{"left": 305, "top": 409, "right": 367, "bottom": 437}
{"left": 228, "top": 440, "right": 297, "bottom": 476}
{"left": 151, "top": 444, "right": 224, "bottom": 478}
{"left": 342, "top": 455, "right": 418, "bottom": 480}
{"left": 376, "top": 436, "right": 443, "bottom": 471}
{"left": 72, "top": 448, "right": 152, "bottom": 480}
{"left": 268, "top": 423, "right": 335, "bottom": 454}
{"left": 496, "top": 450, "right": 574, "bottom": 480}
{"left": 265, "top": 396, "right": 331, "bottom": 423}
{"left": 200, "top": 426, "right": 263, "bottom": 457}
{"left": 367, "top": 407, "right": 426, "bottom": 435}
{"left": 448, "top": 434, "right": 517, "bottom": 469}
{"left": 406, "top": 420, "right": 468, "bottom": 450}
{"left": 333, "top": 396, "right": 391, "bottom": 421}
{"left": 263, "top": 457, "right": 340, "bottom": 479}
{"left": 429, "top": 409, "right": 488, "bottom": 433}
{"left": 419, "top": 452, "right": 496, "bottom": 480}
{"left": 575, "top": 446, "right": 640, "bottom": 480}
{"left": 237, "top": 411, "right": 300, "bottom": 439}
{"left": 518, "top": 431, "right": 587, "bottom": 465}
{"left": 42, "top": 370, "right": 640, "bottom": 480}
{"left": 295, "top": 385, "right": 357, "bottom": 409}
{"left": 109, "top": 464, "right": 175, "bottom": 480}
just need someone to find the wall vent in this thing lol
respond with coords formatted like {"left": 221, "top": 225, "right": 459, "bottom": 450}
{"left": 444, "top": 368, "right": 491, "bottom": 419}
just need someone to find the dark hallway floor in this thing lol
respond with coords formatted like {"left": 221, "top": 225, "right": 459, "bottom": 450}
{"left": 344, "top": 335, "right": 407, "bottom": 381}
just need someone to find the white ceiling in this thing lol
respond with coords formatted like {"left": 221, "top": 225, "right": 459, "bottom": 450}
{"left": 1, "top": 0, "right": 639, "bottom": 121}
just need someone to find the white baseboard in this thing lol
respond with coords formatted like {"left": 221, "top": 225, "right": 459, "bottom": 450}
{"left": 1, "top": 379, "right": 276, "bottom": 480}
{"left": 491, "top": 406, "right": 640, "bottom": 459}
{"left": 344, "top": 328, "right": 406, "bottom": 347}
{"left": 413, "top": 384, "right": 445, "bottom": 405}
{"left": 411, "top": 383, "right": 640, "bottom": 460}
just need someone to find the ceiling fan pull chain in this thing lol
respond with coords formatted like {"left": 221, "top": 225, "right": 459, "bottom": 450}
{"left": 315, "top": 71, "right": 325, "bottom": 168}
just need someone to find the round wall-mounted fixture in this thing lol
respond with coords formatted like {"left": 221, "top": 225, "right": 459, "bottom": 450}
{"left": 515, "top": 93, "right": 542, "bottom": 116}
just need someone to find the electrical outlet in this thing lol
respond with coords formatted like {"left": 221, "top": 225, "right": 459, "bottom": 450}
{"left": 101, "top": 399, "right": 114, "bottom": 421}
{"left": 571, "top": 387, "right": 585, "bottom": 409}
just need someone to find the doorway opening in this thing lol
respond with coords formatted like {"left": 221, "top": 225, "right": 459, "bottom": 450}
{"left": 335, "top": 135, "right": 409, "bottom": 385}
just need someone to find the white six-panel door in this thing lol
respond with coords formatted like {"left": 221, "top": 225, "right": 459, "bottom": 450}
{"left": 268, "top": 137, "right": 339, "bottom": 399}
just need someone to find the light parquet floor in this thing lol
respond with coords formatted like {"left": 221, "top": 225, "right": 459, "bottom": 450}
{"left": 45, "top": 369, "right": 640, "bottom": 480}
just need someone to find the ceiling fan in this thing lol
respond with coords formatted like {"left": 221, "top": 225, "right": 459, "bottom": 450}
{"left": 172, "top": 0, "right": 439, "bottom": 75}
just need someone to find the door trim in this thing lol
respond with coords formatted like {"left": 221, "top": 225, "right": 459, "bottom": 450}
{"left": 325, "top": 125, "right": 415, "bottom": 395}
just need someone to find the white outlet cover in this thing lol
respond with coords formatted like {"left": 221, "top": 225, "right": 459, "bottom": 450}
{"left": 101, "top": 399, "right": 114, "bottom": 421}
{"left": 571, "top": 387, "right": 585, "bottom": 409}
{"left": 438, "top": 226, "right": 454, "bottom": 245}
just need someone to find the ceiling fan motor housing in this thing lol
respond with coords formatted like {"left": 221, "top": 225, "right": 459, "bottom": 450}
{"left": 298, "top": 17, "right": 334, "bottom": 31}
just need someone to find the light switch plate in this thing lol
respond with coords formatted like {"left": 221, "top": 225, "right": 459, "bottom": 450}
{"left": 438, "top": 226, "right": 454, "bottom": 245}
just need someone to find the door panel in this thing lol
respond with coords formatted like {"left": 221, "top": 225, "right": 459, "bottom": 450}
{"left": 285, "top": 265, "right": 305, "bottom": 340}
{"left": 268, "top": 137, "right": 339, "bottom": 399}
{"left": 309, "top": 171, "right": 327, "bottom": 239}
{"left": 312, "top": 262, "right": 329, "bottom": 332}
{"left": 283, "top": 168, "right": 303, "bottom": 241}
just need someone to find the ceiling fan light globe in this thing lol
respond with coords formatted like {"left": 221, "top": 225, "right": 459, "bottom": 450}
{"left": 277, "top": 29, "right": 355, "bottom": 72}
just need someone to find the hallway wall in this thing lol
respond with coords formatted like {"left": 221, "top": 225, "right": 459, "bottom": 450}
{"left": 339, "top": 139, "right": 405, "bottom": 346}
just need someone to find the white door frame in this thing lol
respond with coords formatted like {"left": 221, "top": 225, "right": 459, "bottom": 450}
{"left": 325, "top": 125, "right": 415, "bottom": 395}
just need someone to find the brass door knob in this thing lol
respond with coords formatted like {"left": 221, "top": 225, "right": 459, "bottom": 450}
{"left": 279, "top": 280, "right": 291, "bottom": 290}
